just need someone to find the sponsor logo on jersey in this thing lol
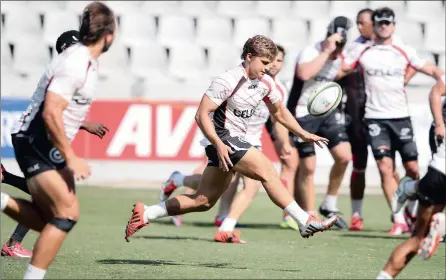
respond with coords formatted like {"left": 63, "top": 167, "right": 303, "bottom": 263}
{"left": 233, "top": 108, "right": 255, "bottom": 118}
{"left": 366, "top": 68, "right": 405, "bottom": 77}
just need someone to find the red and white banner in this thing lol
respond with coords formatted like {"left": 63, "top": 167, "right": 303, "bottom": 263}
{"left": 72, "top": 100, "right": 279, "bottom": 161}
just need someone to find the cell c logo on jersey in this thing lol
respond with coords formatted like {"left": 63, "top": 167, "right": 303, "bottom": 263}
{"left": 366, "top": 68, "right": 405, "bottom": 77}
{"left": 49, "top": 148, "right": 65, "bottom": 164}
{"left": 368, "top": 124, "right": 381, "bottom": 137}
{"left": 233, "top": 108, "right": 255, "bottom": 118}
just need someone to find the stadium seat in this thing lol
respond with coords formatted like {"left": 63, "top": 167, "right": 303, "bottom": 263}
{"left": 196, "top": 17, "right": 232, "bottom": 48}
{"left": 141, "top": 1, "right": 180, "bottom": 17}
{"left": 97, "top": 41, "right": 129, "bottom": 79}
{"left": 233, "top": 17, "right": 270, "bottom": 46}
{"left": 129, "top": 43, "right": 169, "bottom": 80}
{"left": 96, "top": 73, "right": 133, "bottom": 99}
{"left": 168, "top": 43, "right": 207, "bottom": 82}
{"left": 1, "top": 72, "right": 38, "bottom": 97}
{"left": 1, "top": 41, "right": 12, "bottom": 69}
{"left": 3, "top": 9, "right": 42, "bottom": 43}
{"left": 271, "top": 18, "right": 308, "bottom": 51}
{"left": 0, "top": 1, "right": 28, "bottom": 16}
{"left": 179, "top": 1, "right": 218, "bottom": 17}
{"left": 119, "top": 13, "right": 157, "bottom": 47}
{"left": 256, "top": 1, "right": 292, "bottom": 19}
{"left": 308, "top": 19, "right": 331, "bottom": 45}
{"left": 43, "top": 11, "right": 80, "bottom": 46}
{"left": 290, "top": 1, "right": 330, "bottom": 21}
{"left": 368, "top": 1, "right": 406, "bottom": 19}
{"left": 12, "top": 39, "right": 51, "bottom": 77}
{"left": 424, "top": 21, "right": 446, "bottom": 53}
{"left": 216, "top": 1, "right": 257, "bottom": 18}
{"left": 103, "top": 1, "right": 142, "bottom": 17}
{"left": 394, "top": 21, "right": 424, "bottom": 50}
{"left": 158, "top": 15, "right": 195, "bottom": 47}
{"left": 207, "top": 44, "right": 242, "bottom": 78}
{"left": 406, "top": 1, "right": 445, "bottom": 23}
{"left": 28, "top": 1, "right": 67, "bottom": 15}
{"left": 329, "top": 1, "right": 368, "bottom": 22}
{"left": 65, "top": 1, "right": 92, "bottom": 15}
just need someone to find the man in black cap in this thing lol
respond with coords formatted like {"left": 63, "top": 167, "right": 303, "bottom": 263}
{"left": 286, "top": 16, "right": 353, "bottom": 229}
{"left": 1, "top": 30, "right": 109, "bottom": 258}
{"left": 341, "top": 7, "right": 444, "bottom": 235}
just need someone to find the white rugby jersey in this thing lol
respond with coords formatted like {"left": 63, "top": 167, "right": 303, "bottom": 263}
{"left": 295, "top": 41, "right": 343, "bottom": 118}
{"left": 202, "top": 63, "right": 282, "bottom": 146}
{"left": 12, "top": 44, "right": 98, "bottom": 141}
{"left": 244, "top": 78, "right": 288, "bottom": 147}
{"left": 345, "top": 39, "right": 426, "bottom": 119}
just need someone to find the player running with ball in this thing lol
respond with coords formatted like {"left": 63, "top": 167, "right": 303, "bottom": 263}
{"left": 376, "top": 75, "right": 445, "bottom": 280}
{"left": 125, "top": 35, "right": 337, "bottom": 243}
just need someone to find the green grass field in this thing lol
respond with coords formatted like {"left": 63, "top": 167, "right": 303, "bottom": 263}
{"left": 1, "top": 184, "right": 445, "bottom": 279}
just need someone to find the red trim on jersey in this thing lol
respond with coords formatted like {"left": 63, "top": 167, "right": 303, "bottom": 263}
{"left": 275, "top": 83, "right": 285, "bottom": 101}
{"left": 260, "top": 78, "right": 273, "bottom": 104}
{"left": 351, "top": 46, "right": 372, "bottom": 69}
{"left": 391, "top": 45, "right": 417, "bottom": 75}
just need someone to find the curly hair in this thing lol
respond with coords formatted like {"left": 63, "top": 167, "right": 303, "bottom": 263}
{"left": 241, "top": 35, "right": 278, "bottom": 61}
{"left": 79, "top": 1, "right": 116, "bottom": 45}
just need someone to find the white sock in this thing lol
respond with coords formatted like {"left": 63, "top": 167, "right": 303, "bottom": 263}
{"left": 1, "top": 192, "right": 10, "bottom": 212}
{"left": 219, "top": 218, "right": 237, "bottom": 232}
{"left": 143, "top": 202, "right": 168, "bottom": 223}
{"left": 24, "top": 264, "right": 47, "bottom": 279}
{"left": 376, "top": 270, "right": 393, "bottom": 279}
{"left": 393, "top": 207, "right": 406, "bottom": 224}
{"left": 351, "top": 199, "right": 363, "bottom": 218}
{"left": 174, "top": 172, "right": 185, "bottom": 187}
{"left": 284, "top": 201, "right": 310, "bottom": 228}
{"left": 322, "top": 195, "right": 338, "bottom": 211}
{"left": 407, "top": 200, "right": 418, "bottom": 217}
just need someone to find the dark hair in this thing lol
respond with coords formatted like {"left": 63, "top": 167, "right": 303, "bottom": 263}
{"left": 79, "top": 1, "right": 116, "bottom": 45}
{"left": 372, "top": 7, "right": 396, "bottom": 23}
{"left": 241, "top": 35, "right": 278, "bottom": 61}
{"left": 357, "top": 8, "right": 374, "bottom": 18}
{"left": 276, "top": 44, "right": 285, "bottom": 56}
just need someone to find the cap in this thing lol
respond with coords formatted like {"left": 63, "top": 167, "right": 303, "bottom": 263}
{"left": 372, "top": 7, "right": 396, "bottom": 23}
{"left": 55, "top": 30, "right": 80, "bottom": 54}
{"left": 327, "top": 16, "right": 352, "bottom": 45}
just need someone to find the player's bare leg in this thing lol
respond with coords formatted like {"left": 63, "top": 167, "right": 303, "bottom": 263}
{"left": 215, "top": 175, "right": 261, "bottom": 243}
{"left": 232, "top": 148, "right": 337, "bottom": 238}
{"left": 214, "top": 175, "right": 238, "bottom": 226}
{"left": 25, "top": 168, "right": 79, "bottom": 275}
{"left": 319, "top": 142, "right": 351, "bottom": 229}
{"left": 376, "top": 154, "right": 409, "bottom": 235}
{"left": 377, "top": 204, "right": 444, "bottom": 279}
{"left": 126, "top": 166, "right": 235, "bottom": 241}
{"left": 296, "top": 156, "right": 316, "bottom": 212}
{"left": 1, "top": 193, "right": 46, "bottom": 232}
{"left": 274, "top": 141, "right": 299, "bottom": 229}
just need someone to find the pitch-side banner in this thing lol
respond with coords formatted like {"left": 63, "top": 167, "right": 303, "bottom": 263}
{"left": 72, "top": 100, "right": 279, "bottom": 161}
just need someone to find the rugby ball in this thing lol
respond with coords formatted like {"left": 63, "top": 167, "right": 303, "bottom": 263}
{"left": 307, "top": 82, "right": 343, "bottom": 117}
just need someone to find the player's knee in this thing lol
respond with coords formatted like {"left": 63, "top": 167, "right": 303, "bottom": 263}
{"left": 194, "top": 194, "right": 215, "bottom": 212}
{"left": 405, "top": 166, "right": 419, "bottom": 179}
{"left": 48, "top": 217, "right": 77, "bottom": 233}
{"left": 299, "top": 161, "right": 316, "bottom": 177}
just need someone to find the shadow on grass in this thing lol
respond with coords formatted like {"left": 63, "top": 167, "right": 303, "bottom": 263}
{"left": 156, "top": 220, "right": 280, "bottom": 230}
{"left": 96, "top": 259, "right": 247, "bottom": 270}
{"left": 133, "top": 235, "right": 213, "bottom": 242}
{"left": 340, "top": 233, "right": 407, "bottom": 240}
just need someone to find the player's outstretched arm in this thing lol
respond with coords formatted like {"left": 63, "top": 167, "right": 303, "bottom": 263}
{"left": 417, "top": 62, "right": 444, "bottom": 81}
{"left": 266, "top": 101, "right": 328, "bottom": 148}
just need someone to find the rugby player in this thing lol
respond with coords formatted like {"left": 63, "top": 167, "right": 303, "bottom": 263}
{"left": 341, "top": 7, "right": 444, "bottom": 235}
{"left": 0, "top": 2, "right": 116, "bottom": 278}
{"left": 1, "top": 30, "right": 109, "bottom": 258}
{"left": 126, "top": 35, "right": 337, "bottom": 243}
{"left": 376, "top": 75, "right": 445, "bottom": 279}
